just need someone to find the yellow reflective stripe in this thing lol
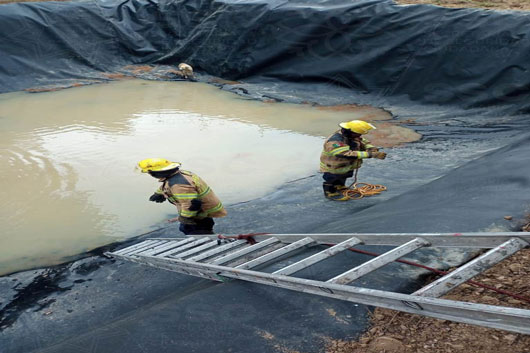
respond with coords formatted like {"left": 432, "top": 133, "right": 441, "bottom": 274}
{"left": 356, "top": 151, "right": 370, "bottom": 158}
{"left": 180, "top": 209, "right": 198, "bottom": 217}
{"left": 169, "top": 193, "right": 199, "bottom": 201}
{"left": 199, "top": 202, "right": 224, "bottom": 217}
{"left": 362, "top": 138, "right": 374, "bottom": 149}
{"left": 198, "top": 186, "right": 211, "bottom": 198}
{"left": 167, "top": 188, "right": 210, "bottom": 202}
{"left": 330, "top": 146, "right": 351, "bottom": 156}
{"left": 322, "top": 146, "right": 350, "bottom": 156}
{"left": 191, "top": 173, "right": 208, "bottom": 194}
{"left": 155, "top": 188, "right": 164, "bottom": 195}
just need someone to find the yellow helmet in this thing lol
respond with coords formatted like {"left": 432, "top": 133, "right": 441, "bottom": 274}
{"left": 339, "top": 120, "right": 376, "bottom": 134}
{"left": 137, "top": 158, "right": 181, "bottom": 173}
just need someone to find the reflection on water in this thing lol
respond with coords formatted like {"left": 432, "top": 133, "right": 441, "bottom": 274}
{"left": 0, "top": 79, "right": 416, "bottom": 275}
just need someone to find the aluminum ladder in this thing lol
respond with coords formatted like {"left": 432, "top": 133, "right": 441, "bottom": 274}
{"left": 106, "top": 232, "right": 530, "bottom": 334}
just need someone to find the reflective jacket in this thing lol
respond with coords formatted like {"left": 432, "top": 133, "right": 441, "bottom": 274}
{"left": 319, "top": 130, "right": 375, "bottom": 174}
{"left": 155, "top": 170, "right": 227, "bottom": 219}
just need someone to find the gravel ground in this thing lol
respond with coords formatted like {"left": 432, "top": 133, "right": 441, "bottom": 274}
{"left": 395, "top": 0, "right": 530, "bottom": 11}
{"left": 325, "top": 223, "right": 530, "bottom": 353}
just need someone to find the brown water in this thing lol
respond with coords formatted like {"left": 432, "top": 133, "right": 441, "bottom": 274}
{"left": 0, "top": 79, "right": 419, "bottom": 275}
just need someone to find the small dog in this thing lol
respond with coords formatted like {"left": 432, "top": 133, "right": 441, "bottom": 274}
{"left": 178, "top": 63, "right": 194, "bottom": 79}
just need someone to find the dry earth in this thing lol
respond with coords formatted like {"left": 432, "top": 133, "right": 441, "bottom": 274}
{"left": 395, "top": 0, "right": 530, "bottom": 11}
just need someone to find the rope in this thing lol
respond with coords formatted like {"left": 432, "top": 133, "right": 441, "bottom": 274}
{"left": 323, "top": 244, "right": 530, "bottom": 304}
{"left": 217, "top": 233, "right": 269, "bottom": 245}
{"left": 343, "top": 169, "right": 387, "bottom": 199}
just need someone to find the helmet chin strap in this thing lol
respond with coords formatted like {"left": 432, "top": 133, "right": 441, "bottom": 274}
{"left": 148, "top": 168, "right": 180, "bottom": 179}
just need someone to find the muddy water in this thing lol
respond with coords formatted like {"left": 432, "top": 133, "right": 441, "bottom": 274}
{"left": 0, "top": 79, "right": 420, "bottom": 275}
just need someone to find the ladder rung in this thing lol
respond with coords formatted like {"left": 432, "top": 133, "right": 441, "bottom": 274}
{"left": 273, "top": 237, "right": 363, "bottom": 275}
{"left": 169, "top": 240, "right": 220, "bottom": 259}
{"left": 139, "top": 238, "right": 196, "bottom": 256}
{"left": 327, "top": 237, "right": 431, "bottom": 285}
{"left": 156, "top": 237, "right": 210, "bottom": 257}
{"left": 413, "top": 237, "right": 529, "bottom": 298}
{"left": 210, "top": 238, "right": 280, "bottom": 265}
{"left": 188, "top": 240, "right": 247, "bottom": 262}
{"left": 236, "top": 237, "right": 315, "bottom": 270}
{"left": 118, "top": 240, "right": 167, "bottom": 256}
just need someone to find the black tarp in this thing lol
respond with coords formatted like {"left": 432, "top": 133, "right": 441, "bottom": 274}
{"left": 1, "top": 0, "right": 530, "bottom": 110}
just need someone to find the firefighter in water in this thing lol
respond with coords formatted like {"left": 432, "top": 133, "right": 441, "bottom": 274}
{"left": 137, "top": 158, "right": 227, "bottom": 235}
{"left": 320, "top": 120, "right": 387, "bottom": 201}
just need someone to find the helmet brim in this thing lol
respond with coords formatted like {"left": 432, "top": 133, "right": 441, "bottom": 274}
{"left": 154, "top": 162, "right": 181, "bottom": 172}
{"left": 139, "top": 162, "right": 181, "bottom": 173}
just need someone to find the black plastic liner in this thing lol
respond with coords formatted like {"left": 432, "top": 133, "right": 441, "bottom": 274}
{"left": 1, "top": 0, "right": 530, "bottom": 110}
{"left": 2, "top": 1, "right": 530, "bottom": 352}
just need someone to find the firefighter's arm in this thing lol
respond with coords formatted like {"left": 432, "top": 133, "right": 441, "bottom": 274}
{"left": 362, "top": 138, "right": 378, "bottom": 152}
{"left": 324, "top": 141, "right": 371, "bottom": 159}
{"left": 326, "top": 141, "right": 386, "bottom": 159}
{"left": 149, "top": 187, "right": 166, "bottom": 203}
{"left": 360, "top": 139, "right": 386, "bottom": 159}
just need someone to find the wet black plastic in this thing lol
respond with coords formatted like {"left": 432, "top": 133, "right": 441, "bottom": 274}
{"left": 2, "top": 1, "right": 530, "bottom": 352}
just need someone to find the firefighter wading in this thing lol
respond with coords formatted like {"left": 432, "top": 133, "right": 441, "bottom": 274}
{"left": 320, "top": 120, "right": 387, "bottom": 201}
{"left": 138, "top": 158, "right": 227, "bottom": 235}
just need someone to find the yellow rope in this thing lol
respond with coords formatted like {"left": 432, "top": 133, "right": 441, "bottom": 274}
{"left": 342, "top": 169, "right": 387, "bottom": 200}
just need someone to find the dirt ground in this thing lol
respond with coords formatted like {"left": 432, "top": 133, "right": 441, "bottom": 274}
{"left": 325, "top": 223, "right": 530, "bottom": 353}
{"left": 395, "top": 0, "right": 530, "bottom": 11}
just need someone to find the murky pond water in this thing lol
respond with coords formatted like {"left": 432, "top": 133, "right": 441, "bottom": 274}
{"left": 0, "top": 79, "right": 419, "bottom": 275}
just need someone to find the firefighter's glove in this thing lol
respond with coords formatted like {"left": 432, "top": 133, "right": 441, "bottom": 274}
{"left": 370, "top": 151, "right": 387, "bottom": 160}
{"left": 189, "top": 199, "right": 203, "bottom": 212}
{"left": 178, "top": 216, "right": 197, "bottom": 225}
{"left": 149, "top": 193, "right": 166, "bottom": 203}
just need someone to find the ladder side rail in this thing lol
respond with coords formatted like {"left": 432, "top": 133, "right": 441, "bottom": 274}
{"left": 210, "top": 237, "right": 280, "bottom": 265}
{"left": 155, "top": 237, "right": 211, "bottom": 257}
{"left": 188, "top": 240, "right": 247, "bottom": 262}
{"left": 112, "top": 253, "right": 224, "bottom": 282}
{"left": 273, "top": 237, "right": 362, "bottom": 276}
{"left": 235, "top": 237, "right": 315, "bottom": 270}
{"left": 197, "top": 232, "right": 530, "bottom": 248}
{"left": 147, "top": 256, "right": 530, "bottom": 334}
{"left": 413, "top": 237, "right": 529, "bottom": 298}
{"left": 327, "top": 238, "right": 431, "bottom": 285}
{"left": 139, "top": 238, "right": 196, "bottom": 256}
